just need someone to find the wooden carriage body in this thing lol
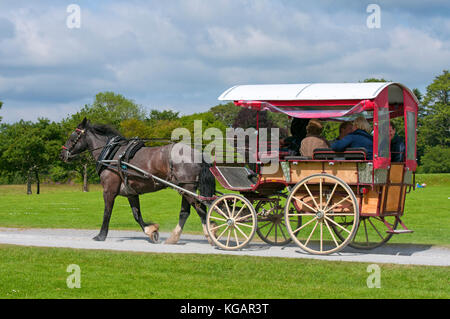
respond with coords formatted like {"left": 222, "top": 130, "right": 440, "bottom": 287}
{"left": 216, "top": 82, "right": 418, "bottom": 214}
{"left": 259, "top": 160, "right": 413, "bottom": 217}
{"left": 206, "top": 82, "right": 418, "bottom": 253}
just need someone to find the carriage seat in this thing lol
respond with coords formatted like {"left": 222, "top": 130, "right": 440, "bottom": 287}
{"left": 284, "top": 156, "right": 312, "bottom": 161}
{"left": 313, "top": 148, "right": 367, "bottom": 160}
{"left": 258, "top": 150, "right": 290, "bottom": 161}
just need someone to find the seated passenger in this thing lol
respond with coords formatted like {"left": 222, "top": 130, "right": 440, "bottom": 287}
{"left": 300, "top": 119, "right": 330, "bottom": 157}
{"left": 331, "top": 116, "right": 373, "bottom": 159}
{"left": 390, "top": 121, "right": 405, "bottom": 162}
{"left": 281, "top": 118, "right": 309, "bottom": 156}
{"left": 330, "top": 121, "right": 353, "bottom": 144}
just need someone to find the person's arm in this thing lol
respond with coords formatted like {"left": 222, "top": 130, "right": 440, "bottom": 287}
{"left": 399, "top": 141, "right": 406, "bottom": 162}
{"left": 331, "top": 135, "right": 352, "bottom": 152}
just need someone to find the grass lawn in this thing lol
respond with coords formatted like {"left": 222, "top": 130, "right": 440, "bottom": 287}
{"left": 0, "top": 175, "right": 448, "bottom": 299}
{"left": 0, "top": 244, "right": 448, "bottom": 299}
{"left": 0, "top": 174, "right": 448, "bottom": 246}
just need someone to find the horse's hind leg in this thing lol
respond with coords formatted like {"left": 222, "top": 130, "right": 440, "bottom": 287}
{"left": 165, "top": 195, "right": 191, "bottom": 244}
{"left": 195, "top": 203, "right": 215, "bottom": 245}
{"left": 128, "top": 195, "right": 159, "bottom": 243}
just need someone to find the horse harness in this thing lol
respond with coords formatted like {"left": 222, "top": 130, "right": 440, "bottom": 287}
{"left": 96, "top": 136, "right": 145, "bottom": 195}
{"left": 97, "top": 137, "right": 199, "bottom": 196}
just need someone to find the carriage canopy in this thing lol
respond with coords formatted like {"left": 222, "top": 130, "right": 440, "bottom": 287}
{"left": 218, "top": 82, "right": 418, "bottom": 171}
{"left": 218, "top": 82, "right": 418, "bottom": 120}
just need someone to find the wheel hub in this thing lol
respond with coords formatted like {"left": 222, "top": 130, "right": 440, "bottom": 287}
{"left": 316, "top": 210, "right": 325, "bottom": 220}
{"left": 226, "top": 218, "right": 235, "bottom": 227}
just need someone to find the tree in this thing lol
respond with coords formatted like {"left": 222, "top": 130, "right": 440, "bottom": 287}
{"left": 67, "top": 92, "right": 146, "bottom": 130}
{"left": 209, "top": 103, "right": 241, "bottom": 128}
{"left": 61, "top": 92, "right": 146, "bottom": 191}
{"left": 419, "top": 146, "right": 450, "bottom": 173}
{"left": 417, "top": 70, "right": 450, "bottom": 171}
{"left": 147, "top": 109, "right": 180, "bottom": 124}
{"left": 232, "top": 109, "right": 274, "bottom": 130}
{"left": 121, "top": 118, "right": 153, "bottom": 139}
{"left": 0, "top": 101, "right": 3, "bottom": 122}
{"left": 0, "top": 119, "right": 64, "bottom": 194}
{"left": 363, "top": 77, "right": 388, "bottom": 83}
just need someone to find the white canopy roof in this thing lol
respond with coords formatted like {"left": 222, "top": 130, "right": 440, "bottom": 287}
{"left": 218, "top": 82, "right": 416, "bottom": 104}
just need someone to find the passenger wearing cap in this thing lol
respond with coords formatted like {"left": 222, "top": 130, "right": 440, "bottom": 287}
{"left": 300, "top": 119, "right": 330, "bottom": 157}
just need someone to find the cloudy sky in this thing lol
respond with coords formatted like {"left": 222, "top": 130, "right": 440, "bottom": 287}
{"left": 0, "top": 0, "right": 449, "bottom": 123}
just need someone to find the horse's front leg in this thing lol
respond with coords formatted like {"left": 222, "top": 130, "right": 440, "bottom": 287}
{"left": 128, "top": 195, "right": 159, "bottom": 243}
{"left": 93, "top": 190, "right": 116, "bottom": 241}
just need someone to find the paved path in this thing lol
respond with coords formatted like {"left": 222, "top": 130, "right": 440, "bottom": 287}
{"left": 0, "top": 227, "right": 449, "bottom": 266}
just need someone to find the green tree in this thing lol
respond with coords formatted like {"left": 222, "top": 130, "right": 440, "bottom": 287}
{"left": 147, "top": 109, "right": 180, "bottom": 124}
{"left": 209, "top": 103, "right": 241, "bottom": 128}
{"left": 61, "top": 92, "right": 146, "bottom": 191}
{"left": 0, "top": 101, "right": 3, "bottom": 122}
{"left": 419, "top": 146, "right": 450, "bottom": 173}
{"left": 419, "top": 70, "right": 449, "bottom": 146}
{"left": 418, "top": 70, "right": 450, "bottom": 171}
{"left": 66, "top": 92, "right": 146, "bottom": 130}
{"left": 0, "top": 119, "right": 64, "bottom": 193}
{"left": 363, "top": 77, "right": 389, "bottom": 83}
{"left": 180, "top": 112, "right": 227, "bottom": 134}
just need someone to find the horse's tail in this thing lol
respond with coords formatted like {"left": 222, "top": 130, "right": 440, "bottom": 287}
{"left": 199, "top": 160, "right": 216, "bottom": 197}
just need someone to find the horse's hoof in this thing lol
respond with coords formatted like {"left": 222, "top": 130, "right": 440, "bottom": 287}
{"left": 144, "top": 225, "right": 159, "bottom": 243}
{"left": 150, "top": 231, "right": 159, "bottom": 243}
{"left": 93, "top": 235, "right": 106, "bottom": 241}
{"left": 164, "top": 236, "right": 179, "bottom": 245}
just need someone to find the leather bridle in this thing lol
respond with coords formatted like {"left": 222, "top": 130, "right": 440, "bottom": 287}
{"left": 62, "top": 128, "right": 124, "bottom": 160}
{"left": 62, "top": 128, "right": 86, "bottom": 158}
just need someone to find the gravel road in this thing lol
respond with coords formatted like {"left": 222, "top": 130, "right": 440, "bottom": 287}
{"left": 0, "top": 227, "right": 448, "bottom": 266}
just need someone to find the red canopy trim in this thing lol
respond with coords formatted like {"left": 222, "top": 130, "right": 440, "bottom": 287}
{"left": 234, "top": 100, "right": 376, "bottom": 119}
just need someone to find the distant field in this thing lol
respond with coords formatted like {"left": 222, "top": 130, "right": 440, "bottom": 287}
{"left": 0, "top": 174, "right": 449, "bottom": 246}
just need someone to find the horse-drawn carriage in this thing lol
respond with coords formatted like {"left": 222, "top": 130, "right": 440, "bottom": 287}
{"left": 205, "top": 82, "right": 418, "bottom": 254}
{"left": 61, "top": 82, "right": 418, "bottom": 256}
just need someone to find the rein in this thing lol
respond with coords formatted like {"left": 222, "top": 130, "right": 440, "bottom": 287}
{"left": 62, "top": 127, "right": 177, "bottom": 160}
{"left": 62, "top": 128, "right": 124, "bottom": 159}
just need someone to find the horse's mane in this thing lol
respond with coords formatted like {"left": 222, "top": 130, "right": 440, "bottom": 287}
{"left": 88, "top": 123, "right": 123, "bottom": 138}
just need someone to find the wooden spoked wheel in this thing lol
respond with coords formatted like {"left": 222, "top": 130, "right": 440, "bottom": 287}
{"left": 255, "top": 194, "right": 301, "bottom": 246}
{"left": 284, "top": 174, "right": 359, "bottom": 255}
{"left": 206, "top": 194, "right": 257, "bottom": 250}
{"left": 334, "top": 215, "right": 399, "bottom": 249}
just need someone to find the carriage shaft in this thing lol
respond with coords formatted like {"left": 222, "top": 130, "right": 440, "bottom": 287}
{"left": 101, "top": 160, "right": 200, "bottom": 199}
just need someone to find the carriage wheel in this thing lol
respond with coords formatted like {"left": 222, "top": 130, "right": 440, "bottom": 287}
{"left": 255, "top": 194, "right": 301, "bottom": 246}
{"left": 206, "top": 194, "right": 257, "bottom": 250}
{"left": 333, "top": 215, "right": 399, "bottom": 249}
{"left": 284, "top": 174, "right": 359, "bottom": 255}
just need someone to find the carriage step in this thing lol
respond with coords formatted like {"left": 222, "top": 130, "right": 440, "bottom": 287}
{"left": 383, "top": 218, "right": 413, "bottom": 234}
{"left": 386, "top": 229, "right": 414, "bottom": 234}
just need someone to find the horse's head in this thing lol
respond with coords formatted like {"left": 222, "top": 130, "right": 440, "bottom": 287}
{"left": 60, "top": 117, "right": 90, "bottom": 162}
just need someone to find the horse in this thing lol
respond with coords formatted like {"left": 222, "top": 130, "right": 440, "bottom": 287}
{"left": 60, "top": 117, "right": 216, "bottom": 244}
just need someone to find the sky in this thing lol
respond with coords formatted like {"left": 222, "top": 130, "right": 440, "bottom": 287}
{"left": 0, "top": 0, "right": 449, "bottom": 123}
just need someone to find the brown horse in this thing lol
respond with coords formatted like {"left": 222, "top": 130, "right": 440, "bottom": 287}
{"left": 60, "top": 118, "right": 216, "bottom": 244}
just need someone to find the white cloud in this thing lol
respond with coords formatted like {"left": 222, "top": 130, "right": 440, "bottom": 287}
{"left": 0, "top": 0, "right": 448, "bottom": 123}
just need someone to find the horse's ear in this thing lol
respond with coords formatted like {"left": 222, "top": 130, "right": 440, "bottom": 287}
{"left": 79, "top": 117, "right": 88, "bottom": 128}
